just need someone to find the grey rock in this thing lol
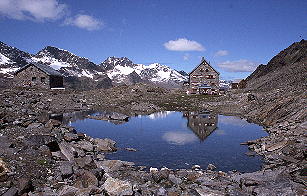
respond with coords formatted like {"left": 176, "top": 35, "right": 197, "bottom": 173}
{"left": 207, "top": 163, "right": 217, "bottom": 171}
{"left": 18, "top": 178, "right": 34, "bottom": 195}
{"left": 103, "top": 177, "right": 133, "bottom": 196}
{"left": 2, "top": 187, "right": 18, "bottom": 196}
{"left": 95, "top": 160, "right": 134, "bottom": 172}
{"left": 63, "top": 133, "right": 79, "bottom": 142}
{"left": 59, "top": 141, "right": 76, "bottom": 161}
{"left": 0, "top": 158, "right": 9, "bottom": 182}
{"left": 74, "top": 170, "right": 98, "bottom": 188}
{"left": 75, "top": 156, "right": 93, "bottom": 168}
{"left": 58, "top": 185, "right": 79, "bottom": 196}
{"left": 156, "top": 187, "right": 166, "bottom": 196}
{"left": 76, "top": 140, "right": 94, "bottom": 152}
{"left": 59, "top": 161, "right": 74, "bottom": 178}
{"left": 152, "top": 170, "right": 170, "bottom": 183}
{"left": 125, "top": 147, "right": 137, "bottom": 152}
{"left": 93, "top": 138, "right": 117, "bottom": 152}
{"left": 168, "top": 174, "right": 182, "bottom": 185}
{"left": 109, "top": 113, "right": 129, "bottom": 121}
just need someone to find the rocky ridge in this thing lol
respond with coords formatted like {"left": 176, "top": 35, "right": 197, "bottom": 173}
{"left": 246, "top": 39, "right": 307, "bottom": 90}
{"left": 0, "top": 42, "right": 188, "bottom": 90}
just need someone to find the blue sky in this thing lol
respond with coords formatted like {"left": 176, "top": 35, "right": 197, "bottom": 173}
{"left": 0, "top": 0, "right": 306, "bottom": 80}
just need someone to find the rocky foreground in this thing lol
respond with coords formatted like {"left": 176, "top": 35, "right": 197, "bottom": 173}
{"left": 0, "top": 83, "right": 306, "bottom": 196}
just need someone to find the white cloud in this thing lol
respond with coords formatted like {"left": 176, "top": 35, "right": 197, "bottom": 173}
{"left": 65, "top": 14, "right": 103, "bottom": 31}
{"left": 164, "top": 38, "right": 205, "bottom": 51}
{"left": 219, "top": 115, "right": 249, "bottom": 127}
{"left": 183, "top": 53, "right": 190, "bottom": 61}
{"left": 217, "top": 59, "right": 258, "bottom": 72}
{"left": 162, "top": 131, "right": 198, "bottom": 145}
{"left": 214, "top": 50, "right": 229, "bottom": 57}
{"left": 0, "top": 0, "right": 67, "bottom": 21}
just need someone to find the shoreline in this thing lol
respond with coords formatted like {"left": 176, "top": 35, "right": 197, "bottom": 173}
{"left": 0, "top": 85, "right": 306, "bottom": 195}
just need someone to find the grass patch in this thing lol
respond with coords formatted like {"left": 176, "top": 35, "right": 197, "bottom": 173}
{"left": 36, "top": 159, "right": 48, "bottom": 165}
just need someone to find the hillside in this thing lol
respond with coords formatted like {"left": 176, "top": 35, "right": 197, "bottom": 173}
{"left": 246, "top": 39, "right": 307, "bottom": 90}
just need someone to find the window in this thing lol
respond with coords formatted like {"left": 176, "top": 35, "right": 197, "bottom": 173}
{"left": 205, "top": 69, "right": 209, "bottom": 72}
{"left": 32, "top": 77, "right": 36, "bottom": 82}
{"left": 41, "top": 77, "right": 46, "bottom": 83}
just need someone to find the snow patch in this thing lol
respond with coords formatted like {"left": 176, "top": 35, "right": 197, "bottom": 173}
{"left": 80, "top": 70, "right": 94, "bottom": 79}
{"left": 0, "top": 67, "right": 19, "bottom": 74}
{"left": 0, "top": 53, "right": 13, "bottom": 65}
{"left": 32, "top": 56, "right": 71, "bottom": 70}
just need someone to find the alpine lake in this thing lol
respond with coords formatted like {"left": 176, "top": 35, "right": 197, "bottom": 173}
{"left": 60, "top": 111, "right": 268, "bottom": 173}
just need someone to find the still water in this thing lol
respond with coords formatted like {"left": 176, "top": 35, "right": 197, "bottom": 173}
{"left": 69, "top": 111, "right": 268, "bottom": 172}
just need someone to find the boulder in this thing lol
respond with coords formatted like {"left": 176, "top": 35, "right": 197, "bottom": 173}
{"left": 59, "top": 161, "right": 74, "bottom": 178}
{"left": 58, "top": 185, "right": 79, "bottom": 196}
{"left": 45, "top": 119, "right": 62, "bottom": 128}
{"left": 0, "top": 158, "right": 9, "bottom": 182}
{"left": 59, "top": 142, "right": 76, "bottom": 161}
{"left": 76, "top": 140, "right": 94, "bottom": 152}
{"left": 2, "top": 187, "right": 18, "bottom": 196}
{"left": 125, "top": 147, "right": 137, "bottom": 152}
{"left": 75, "top": 156, "right": 93, "bottom": 168}
{"left": 168, "top": 174, "right": 182, "bottom": 185}
{"left": 63, "top": 133, "right": 79, "bottom": 142}
{"left": 266, "top": 140, "right": 288, "bottom": 152}
{"left": 109, "top": 113, "right": 129, "bottom": 121}
{"left": 95, "top": 160, "right": 134, "bottom": 172}
{"left": 103, "top": 177, "right": 133, "bottom": 196}
{"left": 74, "top": 170, "right": 98, "bottom": 188}
{"left": 207, "top": 163, "right": 217, "bottom": 171}
{"left": 18, "top": 178, "right": 34, "bottom": 195}
{"left": 93, "top": 138, "right": 117, "bottom": 152}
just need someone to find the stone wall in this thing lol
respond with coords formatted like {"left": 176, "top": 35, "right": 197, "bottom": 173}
{"left": 14, "top": 65, "right": 50, "bottom": 89}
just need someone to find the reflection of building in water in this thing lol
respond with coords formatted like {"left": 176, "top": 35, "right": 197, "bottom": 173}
{"left": 183, "top": 111, "right": 218, "bottom": 141}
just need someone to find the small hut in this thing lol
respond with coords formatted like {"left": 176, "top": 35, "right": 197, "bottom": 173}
{"left": 14, "top": 62, "right": 64, "bottom": 89}
{"left": 231, "top": 79, "right": 246, "bottom": 89}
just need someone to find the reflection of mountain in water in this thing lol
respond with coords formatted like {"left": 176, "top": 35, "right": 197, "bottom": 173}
{"left": 183, "top": 111, "right": 218, "bottom": 141}
{"left": 49, "top": 110, "right": 96, "bottom": 124}
{"left": 50, "top": 110, "right": 129, "bottom": 125}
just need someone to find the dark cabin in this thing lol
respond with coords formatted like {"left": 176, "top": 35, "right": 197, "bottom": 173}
{"left": 188, "top": 57, "right": 220, "bottom": 94}
{"left": 231, "top": 79, "right": 246, "bottom": 89}
{"left": 14, "top": 62, "right": 64, "bottom": 89}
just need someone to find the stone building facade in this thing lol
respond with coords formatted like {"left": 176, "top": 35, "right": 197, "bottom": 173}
{"left": 188, "top": 57, "right": 220, "bottom": 94}
{"left": 14, "top": 63, "right": 64, "bottom": 89}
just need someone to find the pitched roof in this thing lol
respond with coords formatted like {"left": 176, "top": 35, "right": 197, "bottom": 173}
{"left": 14, "top": 62, "right": 63, "bottom": 76}
{"left": 189, "top": 58, "right": 220, "bottom": 76}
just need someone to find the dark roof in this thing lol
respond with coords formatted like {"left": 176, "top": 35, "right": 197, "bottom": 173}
{"left": 14, "top": 62, "right": 63, "bottom": 76}
{"left": 189, "top": 58, "right": 220, "bottom": 76}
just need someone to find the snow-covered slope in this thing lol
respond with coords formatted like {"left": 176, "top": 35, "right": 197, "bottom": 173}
{"left": 0, "top": 41, "right": 188, "bottom": 89}
{"left": 219, "top": 80, "right": 232, "bottom": 89}
{"left": 101, "top": 57, "right": 188, "bottom": 87}
{"left": 0, "top": 41, "right": 33, "bottom": 77}
{"left": 0, "top": 53, "right": 13, "bottom": 65}
{"left": 32, "top": 46, "right": 106, "bottom": 79}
